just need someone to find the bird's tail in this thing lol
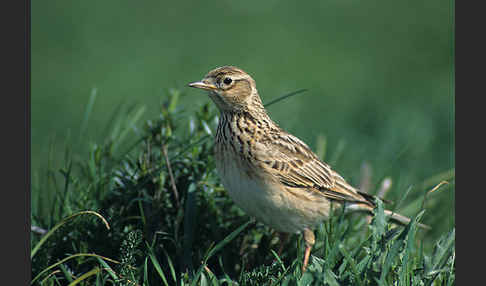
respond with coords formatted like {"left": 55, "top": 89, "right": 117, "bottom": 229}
{"left": 384, "top": 209, "right": 431, "bottom": 230}
{"left": 346, "top": 203, "right": 431, "bottom": 230}
{"left": 330, "top": 175, "right": 431, "bottom": 230}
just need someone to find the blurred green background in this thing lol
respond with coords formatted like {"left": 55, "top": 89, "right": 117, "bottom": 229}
{"left": 32, "top": 0, "right": 454, "bottom": 234}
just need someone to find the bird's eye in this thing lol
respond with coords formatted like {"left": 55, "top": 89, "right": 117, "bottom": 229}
{"left": 223, "top": 77, "right": 232, "bottom": 85}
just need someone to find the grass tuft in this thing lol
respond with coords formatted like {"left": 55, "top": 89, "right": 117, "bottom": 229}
{"left": 31, "top": 89, "right": 454, "bottom": 285}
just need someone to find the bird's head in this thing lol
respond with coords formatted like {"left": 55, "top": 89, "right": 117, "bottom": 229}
{"left": 189, "top": 66, "right": 263, "bottom": 113}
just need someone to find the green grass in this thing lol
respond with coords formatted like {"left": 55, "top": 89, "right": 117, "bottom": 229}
{"left": 31, "top": 92, "right": 454, "bottom": 285}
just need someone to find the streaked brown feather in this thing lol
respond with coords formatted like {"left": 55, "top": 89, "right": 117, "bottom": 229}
{"left": 257, "top": 130, "right": 374, "bottom": 207}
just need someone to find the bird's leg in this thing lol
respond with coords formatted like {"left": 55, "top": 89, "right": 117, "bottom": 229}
{"left": 302, "top": 228, "right": 315, "bottom": 272}
{"left": 276, "top": 232, "right": 290, "bottom": 257}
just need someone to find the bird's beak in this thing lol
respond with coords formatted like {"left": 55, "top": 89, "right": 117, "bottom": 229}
{"left": 188, "top": 81, "right": 218, "bottom": 91}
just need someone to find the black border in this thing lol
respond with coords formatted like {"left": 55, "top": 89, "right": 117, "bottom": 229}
{"left": 27, "top": 0, "right": 32, "bottom": 282}
{"left": 456, "top": 0, "right": 479, "bottom": 282}
{"left": 3, "top": 0, "right": 30, "bottom": 283}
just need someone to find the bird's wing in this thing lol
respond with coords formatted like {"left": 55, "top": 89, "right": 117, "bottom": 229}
{"left": 256, "top": 131, "right": 372, "bottom": 205}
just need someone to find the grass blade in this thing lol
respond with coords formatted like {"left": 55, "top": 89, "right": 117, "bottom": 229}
{"left": 31, "top": 253, "right": 119, "bottom": 284}
{"left": 96, "top": 257, "right": 118, "bottom": 281}
{"left": 191, "top": 220, "right": 252, "bottom": 286}
{"left": 79, "top": 87, "right": 98, "bottom": 139}
{"left": 31, "top": 210, "right": 110, "bottom": 259}
{"left": 68, "top": 267, "right": 100, "bottom": 286}
{"left": 204, "top": 220, "right": 252, "bottom": 263}
{"left": 147, "top": 243, "right": 169, "bottom": 286}
{"left": 339, "top": 244, "right": 363, "bottom": 286}
{"left": 264, "top": 89, "right": 308, "bottom": 107}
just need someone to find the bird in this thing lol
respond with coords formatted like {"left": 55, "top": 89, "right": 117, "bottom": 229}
{"left": 188, "top": 66, "right": 428, "bottom": 271}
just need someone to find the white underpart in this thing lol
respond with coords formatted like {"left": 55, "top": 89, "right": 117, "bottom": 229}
{"left": 216, "top": 150, "right": 331, "bottom": 233}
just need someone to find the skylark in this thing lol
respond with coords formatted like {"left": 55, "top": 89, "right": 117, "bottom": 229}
{"left": 189, "top": 66, "right": 428, "bottom": 271}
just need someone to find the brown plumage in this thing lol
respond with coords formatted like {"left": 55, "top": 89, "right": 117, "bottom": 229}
{"left": 189, "top": 66, "right": 428, "bottom": 271}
